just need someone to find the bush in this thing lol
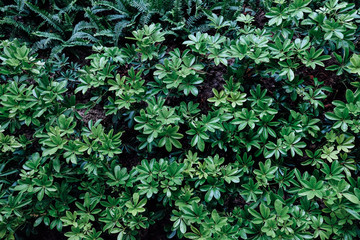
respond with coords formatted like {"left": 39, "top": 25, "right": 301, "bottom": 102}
{"left": 0, "top": 0, "right": 360, "bottom": 239}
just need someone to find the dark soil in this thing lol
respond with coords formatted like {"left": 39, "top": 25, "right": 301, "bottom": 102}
{"left": 15, "top": 224, "right": 66, "bottom": 240}
{"left": 140, "top": 218, "right": 178, "bottom": 240}
{"left": 254, "top": 10, "right": 267, "bottom": 28}
{"left": 224, "top": 194, "right": 248, "bottom": 212}
{"left": 198, "top": 63, "right": 227, "bottom": 114}
{"left": 77, "top": 106, "right": 107, "bottom": 125}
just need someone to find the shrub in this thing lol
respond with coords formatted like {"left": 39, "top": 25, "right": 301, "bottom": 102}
{"left": 0, "top": 0, "right": 360, "bottom": 239}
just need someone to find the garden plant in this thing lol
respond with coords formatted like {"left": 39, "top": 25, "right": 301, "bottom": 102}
{"left": 1, "top": 0, "right": 360, "bottom": 239}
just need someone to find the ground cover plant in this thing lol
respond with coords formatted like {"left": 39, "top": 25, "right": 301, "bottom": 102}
{"left": 1, "top": 0, "right": 360, "bottom": 239}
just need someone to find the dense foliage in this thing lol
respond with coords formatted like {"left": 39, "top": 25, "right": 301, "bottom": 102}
{"left": 1, "top": 0, "right": 360, "bottom": 239}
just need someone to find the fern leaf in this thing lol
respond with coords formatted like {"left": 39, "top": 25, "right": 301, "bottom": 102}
{"left": 0, "top": 17, "right": 33, "bottom": 34}
{"left": 56, "top": 0, "right": 78, "bottom": 15}
{"left": 16, "top": 0, "right": 26, "bottom": 12}
{"left": 139, "top": 13, "right": 151, "bottom": 26}
{"left": 186, "top": 12, "right": 205, "bottom": 29}
{"left": 73, "top": 21, "right": 96, "bottom": 33}
{"left": 173, "top": 0, "right": 183, "bottom": 21}
{"left": 84, "top": 7, "right": 105, "bottom": 31}
{"left": 50, "top": 45, "right": 65, "bottom": 58}
{"left": 95, "top": 1, "right": 130, "bottom": 15}
{"left": 130, "top": 0, "right": 150, "bottom": 13}
{"left": 33, "top": 31, "right": 65, "bottom": 43}
{"left": 32, "top": 39, "right": 54, "bottom": 51}
{"left": 68, "top": 32, "right": 98, "bottom": 43}
{"left": 63, "top": 41, "right": 92, "bottom": 47}
{"left": 113, "top": 20, "right": 130, "bottom": 44}
{"left": 107, "top": 14, "right": 127, "bottom": 21}
{"left": 25, "top": 2, "right": 64, "bottom": 34}
{"left": 94, "top": 29, "right": 115, "bottom": 37}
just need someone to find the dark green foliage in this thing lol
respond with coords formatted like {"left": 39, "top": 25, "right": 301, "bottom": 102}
{"left": 1, "top": 0, "right": 360, "bottom": 240}
{"left": 0, "top": 0, "right": 256, "bottom": 58}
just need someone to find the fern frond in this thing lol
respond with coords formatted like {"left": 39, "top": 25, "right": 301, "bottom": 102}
{"left": 173, "top": 0, "right": 183, "bottom": 21}
{"left": 139, "top": 13, "right": 151, "bottom": 26}
{"left": 50, "top": 45, "right": 65, "bottom": 58}
{"left": 16, "top": 0, "right": 26, "bottom": 12}
{"left": 0, "top": 0, "right": 25, "bottom": 13}
{"left": 25, "top": 2, "right": 64, "bottom": 34}
{"left": 191, "top": 24, "right": 210, "bottom": 33}
{"left": 186, "top": 0, "right": 195, "bottom": 15}
{"left": 73, "top": 21, "right": 96, "bottom": 33}
{"left": 94, "top": 29, "right": 114, "bottom": 37}
{"left": 116, "top": 0, "right": 132, "bottom": 9}
{"left": 68, "top": 32, "right": 98, "bottom": 43}
{"left": 113, "top": 20, "right": 130, "bottom": 44}
{"left": 63, "top": 41, "right": 92, "bottom": 47}
{"left": 32, "top": 38, "right": 54, "bottom": 51}
{"left": 130, "top": 0, "right": 150, "bottom": 13}
{"left": 107, "top": 14, "right": 127, "bottom": 21}
{"left": 33, "top": 31, "right": 65, "bottom": 42}
{"left": 90, "top": 5, "right": 107, "bottom": 14}
{"left": 63, "top": 13, "right": 76, "bottom": 27}
{"left": 84, "top": 7, "right": 105, "bottom": 31}
{"left": 186, "top": 12, "right": 205, "bottom": 29}
{"left": 55, "top": 0, "right": 78, "bottom": 15}
{"left": 0, "top": 17, "right": 33, "bottom": 34}
{"left": 95, "top": 1, "right": 130, "bottom": 15}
